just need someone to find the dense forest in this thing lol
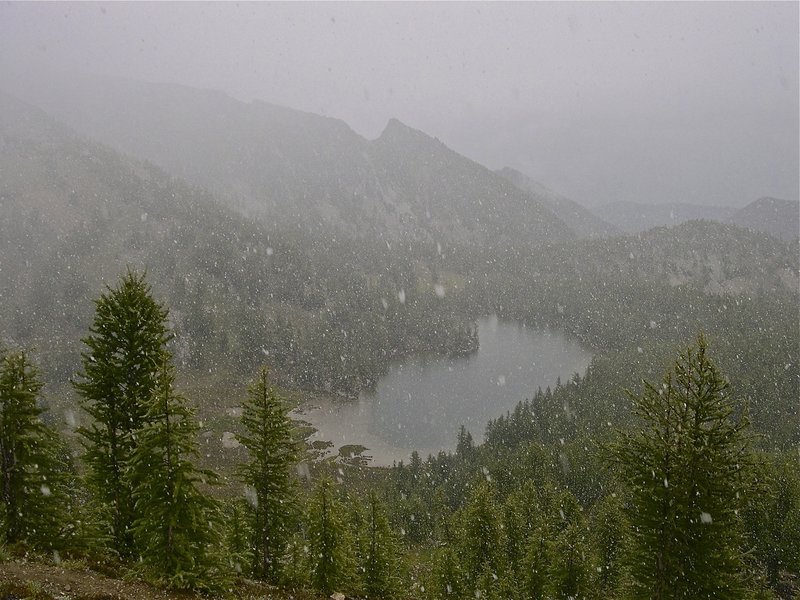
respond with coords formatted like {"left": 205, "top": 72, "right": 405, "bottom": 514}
{"left": 1, "top": 262, "right": 798, "bottom": 598}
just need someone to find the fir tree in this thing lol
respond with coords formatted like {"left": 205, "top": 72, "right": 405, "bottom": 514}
{"left": 590, "top": 492, "right": 630, "bottom": 597}
{"left": 74, "top": 269, "right": 170, "bottom": 556}
{"left": 0, "top": 350, "right": 70, "bottom": 549}
{"left": 129, "top": 356, "right": 224, "bottom": 590}
{"left": 236, "top": 367, "right": 298, "bottom": 582}
{"left": 308, "top": 477, "right": 351, "bottom": 595}
{"left": 362, "top": 490, "right": 402, "bottom": 599}
{"left": 458, "top": 481, "right": 503, "bottom": 589}
{"left": 545, "top": 516, "right": 594, "bottom": 600}
{"left": 222, "top": 498, "right": 253, "bottom": 578}
{"left": 611, "top": 335, "right": 751, "bottom": 599}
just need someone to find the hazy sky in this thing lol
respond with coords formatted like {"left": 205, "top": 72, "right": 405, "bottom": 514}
{"left": 1, "top": 1, "right": 797, "bottom": 207}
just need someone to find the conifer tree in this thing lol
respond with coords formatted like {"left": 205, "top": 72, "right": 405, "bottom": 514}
{"left": 74, "top": 269, "right": 170, "bottom": 556}
{"left": 308, "top": 477, "right": 351, "bottom": 595}
{"left": 236, "top": 367, "right": 298, "bottom": 582}
{"left": 458, "top": 481, "right": 503, "bottom": 589}
{"left": 590, "top": 492, "right": 630, "bottom": 597}
{"left": 545, "top": 516, "right": 594, "bottom": 600}
{"left": 222, "top": 498, "right": 253, "bottom": 578}
{"left": 520, "top": 526, "right": 549, "bottom": 599}
{"left": 129, "top": 356, "right": 224, "bottom": 590}
{"left": 362, "top": 490, "right": 402, "bottom": 599}
{"left": 611, "top": 335, "right": 750, "bottom": 599}
{"left": 0, "top": 350, "right": 70, "bottom": 549}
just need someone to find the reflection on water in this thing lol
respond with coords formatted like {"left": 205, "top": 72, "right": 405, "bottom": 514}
{"left": 294, "top": 316, "right": 592, "bottom": 466}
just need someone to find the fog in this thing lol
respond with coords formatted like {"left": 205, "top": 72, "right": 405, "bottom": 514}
{"left": 1, "top": 1, "right": 797, "bottom": 208}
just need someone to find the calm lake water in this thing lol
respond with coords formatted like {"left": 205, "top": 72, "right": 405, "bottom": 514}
{"left": 294, "top": 316, "right": 592, "bottom": 466}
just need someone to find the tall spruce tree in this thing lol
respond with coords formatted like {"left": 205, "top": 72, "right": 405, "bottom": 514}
{"left": 236, "top": 367, "right": 298, "bottom": 582}
{"left": 308, "top": 477, "right": 351, "bottom": 595}
{"left": 362, "top": 490, "right": 402, "bottom": 599}
{"left": 611, "top": 335, "right": 750, "bottom": 599}
{"left": 129, "top": 356, "right": 224, "bottom": 590}
{"left": 74, "top": 269, "right": 170, "bottom": 556}
{"left": 0, "top": 350, "right": 70, "bottom": 549}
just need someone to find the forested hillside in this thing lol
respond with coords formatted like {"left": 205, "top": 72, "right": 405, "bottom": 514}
{"left": 0, "top": 92, "right": 479, "bottom": 397}
{"left": 0, "top": 83, "right": 797, "bottom": 600}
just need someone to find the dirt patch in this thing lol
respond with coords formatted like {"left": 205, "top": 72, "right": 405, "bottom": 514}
{"left": 0, "top": 560, "right": 177, "bottom": 600}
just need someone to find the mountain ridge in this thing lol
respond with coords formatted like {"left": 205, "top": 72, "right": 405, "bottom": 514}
{"left": 4, "top": 73, "right": 575, "bottom": 247}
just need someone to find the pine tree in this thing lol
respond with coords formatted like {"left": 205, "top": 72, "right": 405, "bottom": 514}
{"left": 458, "top": 481, "right": 503, "bottom": 590}
{"left": 611, "top": 335, "right": 750, "bottom": 599}
{"left": 362, "top": 490, "right": 402, "bottom": 599}
{"left": 589, "top": 492, "right": 630, "bottom": 597}
{"left": 74, "top": 269, "right": 170, "bottom": 557}
{"left": 545, "top": 516, "right": 594, "bottom": 600}
{"left": 0, "top": 350, "right": 70, "bottom": 549}
{"left": 236, "top": 367, "right": 298, "bottom": 582}
{"left": 222, "top": 498, "right": 253, "bottom": 578}
{"left": 129, "top": 356, "right": 224, "bottom": 590}
{"left": 308, "top": 477, "right": 351, "bottom": 595}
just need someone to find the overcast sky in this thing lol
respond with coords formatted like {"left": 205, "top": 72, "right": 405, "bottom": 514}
{"left": 1, "top": 1, "right": 797, "bottom": 207}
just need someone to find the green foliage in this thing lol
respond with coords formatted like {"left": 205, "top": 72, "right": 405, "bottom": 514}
{"left": 74, "top": 269, "right": 171, "bottom": 557}
{"left": 0, "top": 350, "right": 71, "bottom": 550}
{"left": 456, "top": 481, "right": 503, "bottom": 584}
{"left": 129, "top": 357, "right": 225, "bottom": 591}
{"left": 361, "top": 491, "right": 402, "bottom": 599}
{"left": 545, "top": 509, "right": 594, "bottom": 600}
{"left": 221, "top": 498, "right": 254, "bottom": 578}
{"left": 742, "top": 452, "right": 800, "bottom": 586}
{"left": 589, "top": 492, "right": 631, "bottom": 597}
{"left": 236, "top": 367, "right": 299, "bottom": 582}
{"left": 610, "top": 335, "right": 751, "bottom": 599}
{"left": 308, "top": 477, "right": 352, "bottom": 595}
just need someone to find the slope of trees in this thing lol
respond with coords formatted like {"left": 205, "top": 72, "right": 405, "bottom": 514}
{"left": 0, "top": 268, "right": 797, "bottom": 598}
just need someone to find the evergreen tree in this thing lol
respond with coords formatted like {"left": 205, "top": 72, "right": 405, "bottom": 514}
{"left": 430, "top": 545, "right": 466, "bottom": 599}
{"left": 0, "top": 350, "right": 70, "bottom": 549}
{"left": 222, "top": 498, "right": 253, "bottom": 578}
{"left": 545, "top": 516, "right": 594, "bottom": 600}
{"left": 457, "top": 481, "right": 503, "bottom": 589}
{"left": 362, "top": 491, "right": 402, "bottom": 599}
{"left": 611, "top": 335, "right": 751, "bottom": 599}
{"left": 129, "top": 356, "right": 224, "bottom": 590}
{"left": 520, "top": 526, "right": 549, "bottom": 599}
{"left": 589, "top": 492, "right": 630, "bottom": 597}
{"left": 74, "top": 269, "right": 170, "bottom": 556}
{"left": 236, "top": 367, "right": 298, "bottom": 582}
{"left": 308, "top": 477, "right": 351, "bottom": 595}
{"left": 742, "top": 453, "right": 800, "bottom": 588}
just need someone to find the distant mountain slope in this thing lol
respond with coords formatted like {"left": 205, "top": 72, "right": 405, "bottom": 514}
{"left": 5, "top": 73, "right": 574, "bottom": 246}
{"left": 595, "top": 200, "right": 734, "bottom": 233}
{"left": 0, "top": 92, "right": 478, "bottom": 394}
{"left": 496, "top": 167, "right": 618, "bottom": 238}
{"left": 727, "top": 196, "right": 799, "bottom": 242}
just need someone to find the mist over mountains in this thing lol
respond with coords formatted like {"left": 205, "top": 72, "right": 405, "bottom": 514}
{"left": 0, "top": 5, "right": 798, "bottom": 596}
{"left": 4, "top": 75, "right": 573, "bottom": 247}
{"left": 2, "top": 78, "right": 796, "bottom": 404}
{"left": 5, "top": 73, "right": 796, "bottom": 248}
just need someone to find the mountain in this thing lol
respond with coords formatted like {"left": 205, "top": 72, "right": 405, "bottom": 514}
{"left": 495, "top": 167, "right": 618, "bottom": 238}
{"left": 727, "top": 196, "right": 799, "bottom": 242}
{"left": 594, "top": 200, "right": 734, "bottom": 233}
{"left": 0, "top": 91, "right": 479, "bottom": 394}
{"left": 4, "top": 73, "right": 574, "bottom": 246}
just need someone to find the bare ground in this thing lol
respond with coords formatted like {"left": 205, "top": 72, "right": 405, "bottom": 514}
{"left": 0, "top": 560, "right": 317, "bottom": 600}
